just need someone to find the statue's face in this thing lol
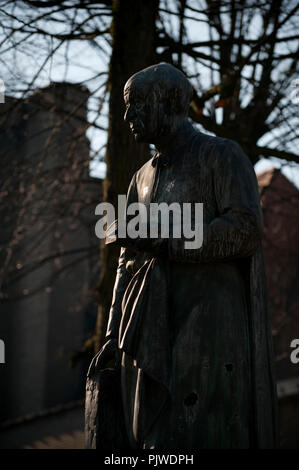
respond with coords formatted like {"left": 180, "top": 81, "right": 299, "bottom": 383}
{"left": 123, "top": 78, "right": 169, "bottom": 143}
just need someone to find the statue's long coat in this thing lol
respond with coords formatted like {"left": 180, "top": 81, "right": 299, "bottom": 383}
{"left": 105, "top": 120, "right": 278, "bottom": 449}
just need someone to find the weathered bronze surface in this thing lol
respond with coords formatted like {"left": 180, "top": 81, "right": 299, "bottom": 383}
{"left": 86, "top": 63, "right": 278, "bottom": 449}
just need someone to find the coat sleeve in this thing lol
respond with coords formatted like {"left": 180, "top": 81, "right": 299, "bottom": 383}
{"left": 168, "top": 140, "right": 263, "bottom": 263}
{"left": 105, "top": 247, "right": 133, "bottom": 339}
{"left": 105, "top": 174, "right": 138, "bottom": 340}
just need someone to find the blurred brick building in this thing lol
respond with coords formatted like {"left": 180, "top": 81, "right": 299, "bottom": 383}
{"left": 0, "top": 84, "right": 101, "bottom": 424}
{"left": 258, "top": 168, "right": 299, "bottom": 448}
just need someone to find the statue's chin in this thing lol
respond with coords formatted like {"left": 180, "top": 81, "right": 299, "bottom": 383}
{"left": 132, "top": 130, "right": 155, "bottom": 144}
{"left": 133, "top": 132, "right": 146, "bottom": 143}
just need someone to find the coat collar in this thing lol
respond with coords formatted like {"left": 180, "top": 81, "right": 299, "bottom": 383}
{"left": 151, "top": 119, "right": 197, "bottom": 168}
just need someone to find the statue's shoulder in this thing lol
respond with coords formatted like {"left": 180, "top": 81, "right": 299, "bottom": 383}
{"left": 192, "top": 131, "right": 252, "bottom": 171}
{"left": 213, "top": 136, "right": 253, "bottom": 172}
{"left": 191, "top": 129, "right": 237, "bottom": 154}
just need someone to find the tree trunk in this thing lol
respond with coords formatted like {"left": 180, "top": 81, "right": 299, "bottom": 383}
{"left": 95, "top": 0, "right": 158, "bottom": 350}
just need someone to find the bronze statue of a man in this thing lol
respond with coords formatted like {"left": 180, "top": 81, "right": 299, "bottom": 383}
{"left": 88, "top": 63, "right": 278, "bottom": 449}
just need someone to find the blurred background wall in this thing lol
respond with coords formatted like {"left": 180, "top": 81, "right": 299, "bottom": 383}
{"left": 0, "top": 83, "right": 101, "bottom": 423}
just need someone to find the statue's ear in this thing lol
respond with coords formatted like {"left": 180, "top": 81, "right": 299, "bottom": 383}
{"left": 166, "top": 88, "right": 182, "bottom": 115}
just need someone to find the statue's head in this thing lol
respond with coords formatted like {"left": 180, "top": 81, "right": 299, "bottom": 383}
{"left": 123, "top": 63, "right": 193, "bottom": 144}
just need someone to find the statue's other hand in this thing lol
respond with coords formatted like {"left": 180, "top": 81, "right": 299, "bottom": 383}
{"left": 87, "top": 338, "right": 120, "bottom": 378}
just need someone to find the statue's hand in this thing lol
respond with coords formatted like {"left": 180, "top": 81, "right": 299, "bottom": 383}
{"left": 105, "top": 220, "right": 119, "bottom": 245}
{"left": 105, "top": 219, "right": 167, "bottom": 256}
{"left": 105, "top": 219, "right": 135, "bottom": 248}
{"left": 87, "top": 338, "right": 120, "bottom": 378}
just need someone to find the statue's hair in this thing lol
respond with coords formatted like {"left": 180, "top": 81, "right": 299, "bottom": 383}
{"left": 126, "top": 62, "right": 193, "bottom": 116}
